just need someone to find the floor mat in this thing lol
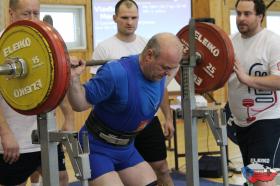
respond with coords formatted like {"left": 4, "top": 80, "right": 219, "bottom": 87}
{"left": 170, "top": 171, "right": 241, "bottom": 186}
{"left": 69, "top": 171, "right": 241, "bottom": 186}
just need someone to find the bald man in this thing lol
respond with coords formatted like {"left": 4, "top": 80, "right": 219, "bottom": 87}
{"left": 68, "top": 32, "right": 183, "bottom": 186}
{"left": 91, "top": 1, "right": 176, "bottom": 184}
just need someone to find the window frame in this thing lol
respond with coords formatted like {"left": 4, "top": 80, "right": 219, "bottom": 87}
{"left": 40, "top": 4, "right": 87, "bottom": 50}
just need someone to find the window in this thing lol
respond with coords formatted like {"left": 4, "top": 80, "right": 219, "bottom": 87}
{"left": 230, "top": 10, "right": 238, "bottom": 35}
{"left": 267, "top": 11, "right": 280, "bottom": 36}
{"left": 40, "top": 5, "right": 86, "bottom": 50}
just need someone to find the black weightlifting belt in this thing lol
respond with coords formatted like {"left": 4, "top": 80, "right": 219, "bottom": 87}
{"left": 85, "top": 112, "right": 137, "bottom": 146}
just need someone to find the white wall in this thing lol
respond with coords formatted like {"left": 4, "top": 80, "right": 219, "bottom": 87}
{"left": 167, "top": 79, "right": 181, "bottom": 92}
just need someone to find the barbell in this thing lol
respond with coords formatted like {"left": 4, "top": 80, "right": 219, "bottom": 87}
{"left": 0, "top": 20, "right": 110, "bottom": 115}
{"left": 175, "top": 22, "right": 235, "bottom": 94}
{"left": 0, "top": 20, "right": 234, "bottom": 115}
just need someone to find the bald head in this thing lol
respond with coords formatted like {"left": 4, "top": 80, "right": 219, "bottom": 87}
{"left": 140, "top": 33, "right": 183, "bottom": 81}
{"left": 143, "top": 32, "right": 183, "bottom": 60}
{"left": 9, "top": 0, "right": 40, "bottom": 24}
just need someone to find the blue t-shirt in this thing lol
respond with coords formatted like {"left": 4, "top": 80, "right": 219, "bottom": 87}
{"left": 84, "top": 55, "right": 165, "bottom": 132}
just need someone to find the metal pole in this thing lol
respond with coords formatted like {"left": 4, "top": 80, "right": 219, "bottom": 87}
{"left": 1, "top": 58, "right": 110, "bottom": 72}
{"left": 37, "top": 111, "right": 59, "bottom": 186}
{"left": 221, "top": 145, "right": 229, "bottom": 186}
{"left": 71, "top": 59, "right": 113, "bottom": 68}
{"left": 219, "top": 110, "right": 229, "bottom": 186}
{"left": 181, "top": 18, "right": 200, "bottom": 186}
{"left": 204, "top": 109, "right": 229, "bottom": 186}
{"left": 0, "top": 63, "right": 13, "bottom": 75}
{"left": 85, "top": 59, "right": 113, "bottom": 66}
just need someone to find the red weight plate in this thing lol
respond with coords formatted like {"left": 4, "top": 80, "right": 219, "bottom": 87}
{"left": 33, "top": 21, "right": 70, "bottom": 113}
{"left": 47, "top": 23, "right": 70, "bottom": 108}
{"left": 13, "top": 20, "right": 70, "bottom": 115}
{"left": 175, "top": 22, "right": 234, "bottom": 94}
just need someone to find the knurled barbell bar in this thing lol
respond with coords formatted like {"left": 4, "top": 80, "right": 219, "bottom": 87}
{"left": 0, "top": 20, "right": 234, "bottom": 116}
{"left": 0, "top": 58, "right": 111, "bottom": 77}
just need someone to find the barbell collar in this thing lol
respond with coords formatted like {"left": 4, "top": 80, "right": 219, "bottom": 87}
{"left": 0, "top": 58, "right": 27, "bottom": 78}
{"left": 196, "top": 52, "right": 202, "bottom": 63}
{"left": 181, "top": 52, "right": 202, "bottom": 66}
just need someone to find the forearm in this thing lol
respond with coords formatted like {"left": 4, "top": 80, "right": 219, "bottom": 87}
{"left": 234, "top": 60, "right": 280, "bottom": 90}
{"left": 159, "top": 89, "right": 174, "bottom": 139}
{"left": 68, "top": 76, "right": 91, "bottom": 112}
{"left": 0, "top": 106, "right": 20, "bottom": 162}
{"left": 0, "top": 107, "right": 18, "bottom": 152}
{"left": 242, "top": 75, "right": 280, "bottom": 91}
{"left": 0, "top": 120, "right": 12, "bottom": 138}
{"left": 160, "top": 89, "right": 172, "bottom": 122}
{"left": 0, "top": 107, "right": 12, "bottom": 137}
{"left": 58, "top": 95, "right": 75, "bottom": 131}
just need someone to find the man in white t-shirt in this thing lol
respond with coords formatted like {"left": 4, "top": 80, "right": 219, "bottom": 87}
{"left": 0, "top": 0, "right": 74, "bottom": 185}
{"left": 229, "top": 0, "right": 280, "bottom": 185}
{"left": 90, "top": 0, "right": 175, "bottom": 185}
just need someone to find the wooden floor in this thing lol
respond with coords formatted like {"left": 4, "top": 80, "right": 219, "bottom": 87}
{"left": 26, "top": 117, "right": 248, "bottom": 185}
